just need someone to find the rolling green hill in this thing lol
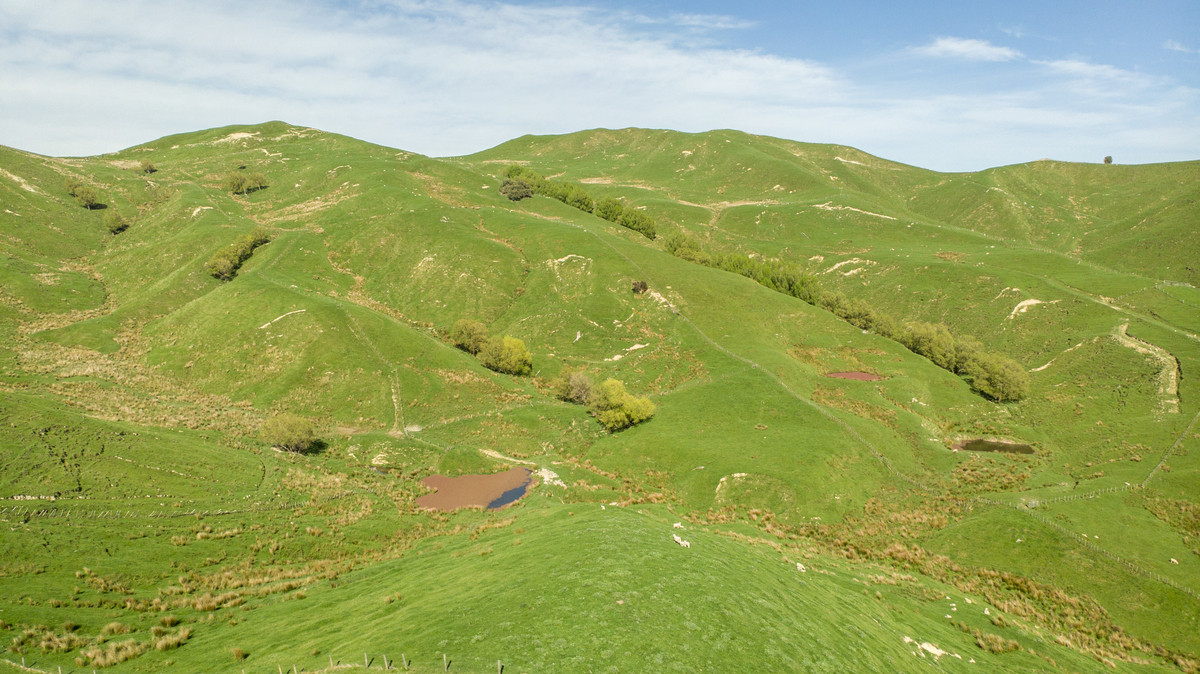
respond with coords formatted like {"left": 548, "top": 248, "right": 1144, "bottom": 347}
{"left": 1, "top": 122, "right": 1197, "bottom": 672}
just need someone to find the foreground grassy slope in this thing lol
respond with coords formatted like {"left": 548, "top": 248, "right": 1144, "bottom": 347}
{"left": 0, "top": 123, "right": 1196, "bottom": 671}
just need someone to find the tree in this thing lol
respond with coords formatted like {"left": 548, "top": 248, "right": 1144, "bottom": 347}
{"left": 618, "top": 209, "right": 656, "bottom": 239}
{"left": 74, "top": 186, "right": 100, "bottom": 209}
{"left": 105, "top": 212, "right": 129, "bottom": 234}
{"left": 499, "top": 179, "right": 533, "bottom": 201}
{"left": 1104, "top": 156, "right": 1113, "bottom": 165}
{"left": 450, "top": 319, "right": 489, "bottom": 355}
{"left": 966, "top": 353, "right": 1029, "bottom": 402}
{"left": 224, "top": 173, "right": 248, "bottom": 194}
{"left": 551, "top": 367, "right": 592, "bottom": 404}
{"left": 632, "top": 280, "right": 648, "bottom": 294}
{"left": 588, "top": 379, "right": 655, "bottom": 432}
{"left": 478, "top": 336, "right": 533, "bottom": 375}
{"left": 225, "top": 172, "right": 267, "bottom": 195}
{"left": 259, "top": 413, "right": 319, "bottom": 453}
{"left": 595, "top": 197, "right": 624, "bottom": 223}
{"left": 564, "top": 185, "right": 593, "bottom": 213}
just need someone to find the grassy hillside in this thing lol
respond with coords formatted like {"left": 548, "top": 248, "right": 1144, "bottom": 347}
{"left": 0, "top": 123, "right": 1196, "bottom": 672}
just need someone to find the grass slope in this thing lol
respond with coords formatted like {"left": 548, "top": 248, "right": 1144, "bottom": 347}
{"left": 0, "top": 122, "right": 1195, "bottom": 672}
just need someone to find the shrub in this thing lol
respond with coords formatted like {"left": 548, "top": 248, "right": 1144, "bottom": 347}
{"left": 64, "top": 178, "right": 83, "bottom": 196}
{"left": 551, "top": 367, "right": 592, "bottom": 404}
{"left": 231, "top": 647, "right": 248, "bottom": 661}
{"left": 632, "top": 280, "right": 648, "bottom": 294}
{"left": 1103, "top": 156, "right": 1113, "bottom": 165}
{"left": 140, "top": 159, "right": 157, "bottom": 174}
{"left": 499, "top": 179, "right": 533, "bottom": 201}
{"left": 74, "top": 186, "right": 100, "bottom": 209}
{"left": 595, "top": 197, "right": 624, "bottom": 223}
{"left": 105, "top": 212, "right": 129, "bottom": 234}
{"left": 478, "top": 336, "right": 533, "bottom": 376}
{"left": 450, "top": 319, "right": 489, "bottom": 354}
{"left": 588, "top": 379, "right": 655, "bottom": 432}
{"left": 259, "top": 413, "right": 319, "bottom": 453}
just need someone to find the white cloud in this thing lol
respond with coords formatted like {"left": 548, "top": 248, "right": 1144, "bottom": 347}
{"left": 1164, "top": 39, "right": 1197, "bottom": 54}
{"left": 913, "top": 37, "right": 1023, "bottom": 62}
{"left": 0, "top": 0, "right": 1196, "bottom": 171}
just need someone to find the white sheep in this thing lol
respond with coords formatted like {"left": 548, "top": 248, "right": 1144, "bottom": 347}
{"left": 796, "top": 562, "right": 807, "bottom": 573}
{"left": 1171, "top": 558, "right": 1179, "bottom": 565}
{"left": 673, "top": 522, "right": 684, "bottom": 529}
{"left": 681, "top": 539, "right": 690, "bottom": 548}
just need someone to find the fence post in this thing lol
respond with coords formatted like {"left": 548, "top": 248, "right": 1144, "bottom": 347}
{"left": 443, "top": 653, "right": 448, "bottom": 671}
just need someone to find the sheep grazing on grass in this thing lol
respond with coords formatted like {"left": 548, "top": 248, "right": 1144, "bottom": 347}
{"left": 1171, "top": 558, "right": 1179, "bottom": 564}
{"left": 672, "top": 534, "right": 691, "bottom": 548}
{"left": 796, "top": 562, "right": 807, "bottom": 573}
{"left": 673, "top": 522, "right": 683, "bottom": 529}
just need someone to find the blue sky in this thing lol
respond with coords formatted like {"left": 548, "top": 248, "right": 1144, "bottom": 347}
{"left": 1, "top": 0, "right": 1197, "bottom": 170}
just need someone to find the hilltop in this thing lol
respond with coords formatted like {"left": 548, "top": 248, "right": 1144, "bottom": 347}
{"left": 0, "top": 122, "right": 1197, "bottom": 672}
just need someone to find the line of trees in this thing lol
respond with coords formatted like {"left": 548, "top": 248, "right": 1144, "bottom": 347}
{"left": 551, "top": 367, "right": 655, "bottom": 432}
{"left": 450, "top": 319, "right": 533, "bottom": 376}
{"left": 205, "top": 227, "right": 271, "bottom": 281}
{"left": 502, "top": 166, "right": 656, "bottom": 240}
{"left": 663, "top": 232, "right": 1029, "bottom": 401}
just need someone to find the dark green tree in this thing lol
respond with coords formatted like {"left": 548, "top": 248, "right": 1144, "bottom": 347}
{"left": 499, "top": 179, "right": 533, "bottom": 201}
{"left": 595, "top": 197, "right": 624, "bottom": 223}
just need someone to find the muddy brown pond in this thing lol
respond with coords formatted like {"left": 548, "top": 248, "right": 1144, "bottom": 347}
{"left": 955, "top": 439, "right": 1034, "bottom": 454}
{"left": 416, "top": 467, "right": 534, "bottom": 511}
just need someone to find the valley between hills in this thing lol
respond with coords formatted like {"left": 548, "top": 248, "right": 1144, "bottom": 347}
{"left": 1, "top": 122, "right": 1198, "bottom": 672}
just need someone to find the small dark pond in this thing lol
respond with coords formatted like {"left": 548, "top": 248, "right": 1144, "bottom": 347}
{"left": 487, "top": 474, "right": 533, "bottom": 509}
{"left": 957, "top": 439, "right": 1034, "bottom": 454}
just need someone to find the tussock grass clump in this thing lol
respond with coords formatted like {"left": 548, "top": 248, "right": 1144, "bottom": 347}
{"left": 100, "top": 621, "right": 132, "bottom": 636}
{"left": 10, "top": 625, "right": 92, "bottom": 654}
{"left": 81, "top": 638, "right": 148, "bottom": 667}
{"left": 153, "top": 627, "right": 191, "bottom": 651}
{"left": 231, "top": 646, "right": 248, "bottom": 661}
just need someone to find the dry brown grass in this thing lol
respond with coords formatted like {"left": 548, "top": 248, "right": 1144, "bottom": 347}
{"left": 80, "top": 638, "right": 148, "bottom": 667}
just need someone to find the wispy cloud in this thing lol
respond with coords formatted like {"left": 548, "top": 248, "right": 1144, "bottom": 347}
{"left": 912, "top": 37, "right": 1023, "bottom": 62}
{"left": 1164, "top": 39, "right": 1197, "bottom": 54}
{"left": 0, "top": 0, "right": 1195, "bottom": 171}
{"left": 669, "top": 13, "right": 756, "bottom": 31}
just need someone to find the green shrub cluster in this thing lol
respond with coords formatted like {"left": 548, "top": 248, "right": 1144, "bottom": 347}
{"left": 550, "top": 368, "right": 654, "bottom": 431}
{"left": 664, "top": 232, "right": 1029, "bottom": 401}
{"left": 224, "top": 171, "right": 268, "bottom": 195}
{"left": 588, "top": 378, "right": 656, "bottom": 432}
{"left": 258, "top": 413, "right": 319, "bottom": 453}
{"left": 478, "top": 336, "right": 533, "bottom": 375}
{"left": 503, "top": 166, "right": 656, "bottom": 239}
{"left": 451, "top": 320, "right": 533, "bottom": 375}
{"left": 204, "top": 227, "right": 271, "bottom": 281}
{"left": 64, "top": 179, "right": 102, "bottom": 209}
